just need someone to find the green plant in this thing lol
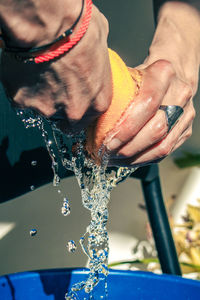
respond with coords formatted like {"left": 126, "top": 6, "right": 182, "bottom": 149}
{"left": 174, "top": 152, "right": 200, "bottom": 168}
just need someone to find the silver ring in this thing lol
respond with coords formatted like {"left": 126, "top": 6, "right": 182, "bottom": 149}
{"left": 159, "top": 105, "right": 184, "bottom": 133}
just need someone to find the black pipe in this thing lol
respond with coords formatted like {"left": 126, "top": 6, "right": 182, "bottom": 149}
{"left": 141, "top": 173, "right": 182, "bottom": 275}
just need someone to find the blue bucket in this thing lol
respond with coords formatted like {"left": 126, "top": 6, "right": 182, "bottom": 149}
{"left": 0, "top": 268, "right": 200, "bottom": 299}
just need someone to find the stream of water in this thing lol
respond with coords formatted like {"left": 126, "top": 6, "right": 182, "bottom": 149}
{"left": 17, "top": 109, "right": 136, "bottom": 299}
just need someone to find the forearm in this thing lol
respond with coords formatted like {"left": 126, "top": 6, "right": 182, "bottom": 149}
{"left": 0, "top": 0, "right": 82, "bottom": 48}
{"left": 153, "top": 0, "right": 200, "bottom": 21}
{"left": 148, "top": 1, "right": 200, "bottom": 91}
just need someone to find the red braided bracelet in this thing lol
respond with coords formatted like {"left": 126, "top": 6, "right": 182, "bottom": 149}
{"left": 9, "top": 0, "right": 92, "bottom": 64}
{"left": 4, "top": 0, "right": 85, "bottom": 54}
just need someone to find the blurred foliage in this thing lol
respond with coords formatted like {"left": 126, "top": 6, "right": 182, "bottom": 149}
{"left": 109, "top": 200, "right": 200, "bottom": 278}
{"left": 174, "top": 152, "right": 200, "bottom": 168}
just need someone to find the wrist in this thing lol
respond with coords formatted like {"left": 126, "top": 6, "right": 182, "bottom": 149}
{"left": 153, "top": 2, "right": 200, "bottom": 57}
{"left": 147, "top": 2, "right": 200, "bottom": 90}
{"left": 0, "top": 0, "right": 82, "bottom": 48}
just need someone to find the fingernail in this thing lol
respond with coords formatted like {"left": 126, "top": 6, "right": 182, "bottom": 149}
{"left": 106, "top": 138, "right": 122, "bottom": 151}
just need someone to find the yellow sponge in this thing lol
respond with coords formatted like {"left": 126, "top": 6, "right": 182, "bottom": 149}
{"left": 86, "top": 48, "right": 142, "bottom": 162}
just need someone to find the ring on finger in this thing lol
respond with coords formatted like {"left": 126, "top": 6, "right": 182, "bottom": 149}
{"left": 159, "top": 105, "right": 184, "bottom": 133}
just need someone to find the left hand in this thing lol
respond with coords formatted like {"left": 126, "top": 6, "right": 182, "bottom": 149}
{"left": 106, "top": 59, "right": 195, "bottom": 167}
{"left": 105, "top": 2, "right": 199, "bottom": 167}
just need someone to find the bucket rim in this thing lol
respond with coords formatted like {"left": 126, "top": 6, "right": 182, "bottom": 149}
{"left": 0, "top": 267, "right": 200, "bottom": 288}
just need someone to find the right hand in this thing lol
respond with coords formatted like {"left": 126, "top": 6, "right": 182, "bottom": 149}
{"left": 0, "top": 4, "right": 112, "bottom": 133}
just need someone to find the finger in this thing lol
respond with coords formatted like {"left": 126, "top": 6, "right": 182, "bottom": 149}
{"left": 52, "top": 44, "right": 112, "bottom": 130}
{"left": 73, "top": 51, "right": 112, "bottom": 131}
{"left": 109, "top": 99, "right": 195, "bottom": 167}
{"left": 48, "top": 62, "right": 112, "bottom": 134}
{"left": 110, "top": 77, "right": 191, "bottom": 159}
{"left": 104, "top": 60, "right": 175, "bottom": 152}
{"left": 111, "top": 109, "right": 168, "bottom": 159}
{"left": 160, "top": 76, "right": 193, "bottom": 107}
{"left": 129, "top": 100, "right": 195, "bottom": 165}
{"left": 56, "top": 100, "right": 111, "bottom": 134}
{"left": 171, "top": 124, "right": 193, "bottom": 153}
{"left": 59, "top": 73, "right": 112, "bottom": 133}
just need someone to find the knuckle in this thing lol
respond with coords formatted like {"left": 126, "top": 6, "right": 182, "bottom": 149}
{"left": 190, "top": 105, "right": 196, "bottom": 120}
{"left": 22, "top": 97, "right": 57, "bottom": 118}
{"left": 13, "top": 96, "right": 24, "bottom": 107}
{"left": 67, "top": 110, "right": 83, "bottom": 122}
{"left": 154, "top": 59, "right": 175, "bottom": 78}
{"left": 151, "top": 119, "right": 168, "bottom": 142}
{"left": 102, "top": 14, "right": 109, "bottom": 35}
{"left": 158, "top": 142, "right": 172, "bottom": 157}
{"left": 180, "top": 81, "right": 193, "bottom": 102}
{"left": 94, "top": 101, "right": 109, "bottom": 114}
{"left": 190, "top": 79, "right": 198, "bottom": 94}
{"left": 185, "top": 128, "right": 193, "bottom": 139}
{"left": 40, "top": 107, "right": 56, "bottom": 118}
{"left": 14, "top": 89, "right": 28, "bottom": 105}
{"left": 91, "top": 8, "right": 109, "bottom": 40}
{"left": 94, "top": 90, "right": 112, "bottom": 114}
{"left": 146, "top": 95, "right": 160, "bottom": 112}
{"left": 186, "top": 72, "right": 198, "bottom": 94}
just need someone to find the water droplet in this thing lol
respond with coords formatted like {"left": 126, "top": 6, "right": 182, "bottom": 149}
{"left": 61, "top": 199, "right": 70, "bottom": 216}
{"left": 31, "top": 160, "right": 37, "bottom": 167}
{"left": 30, "top": 229, "right": 37, "bottom": 236}
{"left": 17, "top": 110, "right": 23, "bottom": 115}
{"left": 48, "top": 140, "right": 52, "bottom": 146}
{"left": 67, "top": 240, "right": 77, "bottom": 253}
{"left": 61, "top": 206, "right": 71, "bottom": 216}
{"left": 52, "top": 161, "right": 58, "bottom": 167}
{"left": 30, "top": 185, "right": 35, "bottom": 191}
{"left": 53, "top": 174, "right": 60, "bottom": 186}
{"left": 62, "top": 147, "right": 67, "bottom": 153}
{"left": 57, "top": 189, "right": 61, "bottom": 194}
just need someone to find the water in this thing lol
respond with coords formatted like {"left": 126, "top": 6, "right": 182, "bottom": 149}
{"left": 31, "top": 160, "right": 37, "bottom": 167}
{"left": 17, "top": 109, "right": 136, "bottom": 299}
{"left": 67, "top": 240, "right": 77, "bottom": 253}
{"left": 30, "top": 185, "right": 35, "bottom": 191}
{"left": 30, "top": 229, "right": 37, "bottom": 237}
{"left": 61, "top": 197, "right": 71, "bottom": 216}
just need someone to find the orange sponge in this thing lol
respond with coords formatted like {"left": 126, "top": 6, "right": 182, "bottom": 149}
{"left": 86, "top": 48, "right": 142, "bottom": 162}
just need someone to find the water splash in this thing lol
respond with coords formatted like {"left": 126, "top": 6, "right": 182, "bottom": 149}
{"left": 61, "top": 197, "right": 71, "bottom": 216}
{"left": 17, "top": 109, "right": 136, "bottom": 299}
{"left": 67, "top": 240, "right": 77, "bottom": 253}
{"left": 50, "top": 126, "right": 135, "bottom": 298}
{"left": 30, "top": 185, "right": 35, "bottom": 191}
{"left": 31, "top": 160, "right": 37, "bottom": 167}
{"left": 30, "top": 229, "right": 37, "bottom": 237}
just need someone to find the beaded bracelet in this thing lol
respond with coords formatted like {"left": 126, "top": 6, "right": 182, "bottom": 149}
{"left": 4, "top": 0, "right": 92, "bottom": 64}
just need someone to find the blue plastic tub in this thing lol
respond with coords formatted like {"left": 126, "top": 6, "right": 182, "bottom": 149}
{"left": 0, "top": 268, "right": 200, "bottom": 299}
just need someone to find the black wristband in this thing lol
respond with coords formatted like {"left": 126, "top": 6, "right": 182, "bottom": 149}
{"left": 3, "top": 0, "right": 84, "bottom": 54}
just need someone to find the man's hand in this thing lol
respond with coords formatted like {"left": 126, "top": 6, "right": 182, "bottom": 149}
{"left": 0, "top": 3, "right": 112, "bottom": 132}
{"left": 106, "top": 2, "right": 199, "bottom": 167}
{"left": 106, "top": 60, "right": 194, "bottom": 167}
